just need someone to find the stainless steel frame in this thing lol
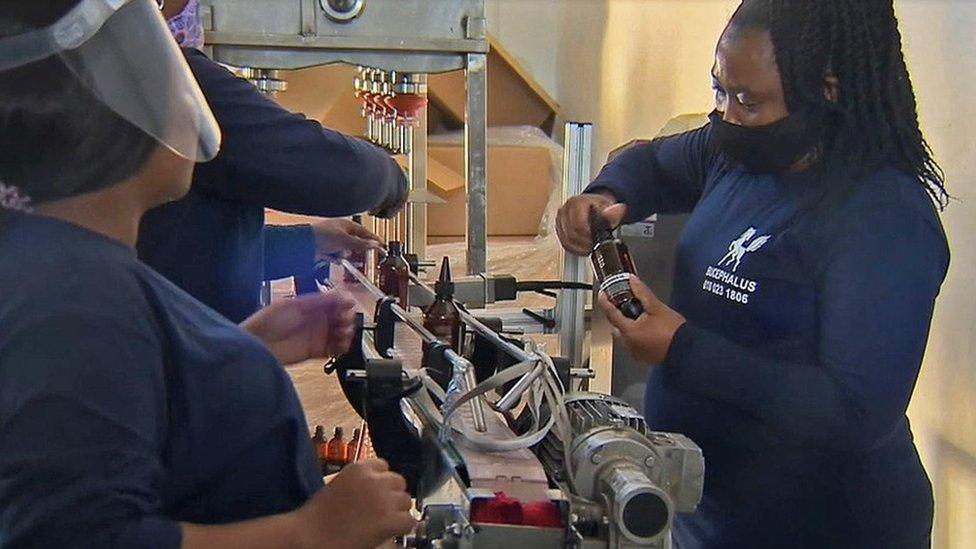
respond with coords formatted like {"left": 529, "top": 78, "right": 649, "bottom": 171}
{"left": 556, "top": 123, "right": 592, "bottom": 374}
{"left": 200, "top": 0, "right": 488, "bottom": 272}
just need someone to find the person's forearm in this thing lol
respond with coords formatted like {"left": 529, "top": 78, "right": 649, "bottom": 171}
{"left": 184, "top": 50, "right": 402, "bottom": 217}
{"left": 584, "top": 126, "right": 712, "bottom": 223}
{"left": 182, "top": 513, "right": 306, "bottom": 549}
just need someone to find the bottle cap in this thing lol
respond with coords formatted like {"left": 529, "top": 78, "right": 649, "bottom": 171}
{"left": 434, "top": 256, "right": 454, "bottom": 299}
{"left": 588, "top": 205, "right": 614, "bottom": 247}
{"left": 352, "top": 214, "right": 363, "bottom": 224}
{"left": 388, "top": 241, "right": 402, "bottom": 256}
{"left": 352, "top": 428, "right": 361, "bottom": 438}
{"left": 334, "top": 426, "right": 344, "bottom": 438}
{"left": 314, "top": 425, "right": 325, "bottom": 437}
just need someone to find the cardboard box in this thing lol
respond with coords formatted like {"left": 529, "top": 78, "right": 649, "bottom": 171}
{"left": 266, "top": 36, "right": 558, "bottom": 239}
{"left": 274, "top": 63, "right": 368, "bottom": 137}
{"left": 428, "top": 37, "right": 561, "bottom": 131}
{"left": 425, "top": 143, "right": 552, "bottom": 238}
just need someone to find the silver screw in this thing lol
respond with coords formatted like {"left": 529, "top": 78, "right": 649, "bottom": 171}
{"left": 591, "top": 453, "right": 604, "bottom": 464}
{"left": 644, "top": 456, "right": 657, "bottom": 468}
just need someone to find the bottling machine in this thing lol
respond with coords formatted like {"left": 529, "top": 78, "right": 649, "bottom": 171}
{"left": 200, "top": 0, "right": 489, "bottom": 270}
{"left": 322, "top": 252, "right": 704, "bottom": 549}
{"left": 310, "top": 123, "right": 703, "bottom": 548}
{"left": 199, "top": 2, "right": 705, "bottom": 545}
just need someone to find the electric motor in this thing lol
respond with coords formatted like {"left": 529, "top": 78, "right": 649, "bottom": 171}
{"left": 532, "top": 393, "right": 705, "bottom": 547}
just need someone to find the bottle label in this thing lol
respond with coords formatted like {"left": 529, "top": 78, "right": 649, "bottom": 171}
{"left": 599, "top": 272, "right": 633, "bottom": 300}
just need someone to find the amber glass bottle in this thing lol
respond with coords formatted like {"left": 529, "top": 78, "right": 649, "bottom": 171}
{"left": 311, "top": 425, "right": 328, "bottom": 476}
{"left": 377, "top": 241, "right": 410, "bottom": 308}
{"left": 325, "top": 426, "right": 347, "bottom": 474}
{"left": 589, "top": 206, "right": 644, "bottom": 320}
{"left": 345, "top": 427, "right": 362, "bottom": 463}
{"left": 422, "top": 257, "right": 463, "bottom": 366}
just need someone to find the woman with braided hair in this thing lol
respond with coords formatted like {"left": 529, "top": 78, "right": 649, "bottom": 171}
{"left": 558, "top": 1, "right": 945, "bottom": 547}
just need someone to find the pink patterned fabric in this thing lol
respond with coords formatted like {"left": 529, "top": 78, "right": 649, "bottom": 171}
{"left": 167, "top": 0, "right": 204, "bottom": 50}
{"left": 0, "top": 182, "right": 32, "bottom": 212}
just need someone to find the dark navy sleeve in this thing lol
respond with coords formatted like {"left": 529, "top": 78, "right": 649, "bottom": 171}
{"left": 585, "top": 123, "right": 716, "bottom": 223}
{"left": 663, "top": 185, "right": 948, "bottom": 452}
{"left": 0, "top": 313, "right": 180, "bottom": 548}
{"left": 186, "top": 49, "right": 407, "bottom": 216}
{"left": 264, "top": 224, "right": 316, "bottom": 281}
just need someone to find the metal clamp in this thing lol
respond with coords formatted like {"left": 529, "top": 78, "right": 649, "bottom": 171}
{"left": 373, "top": 296, "right": 398, "bottom": 358}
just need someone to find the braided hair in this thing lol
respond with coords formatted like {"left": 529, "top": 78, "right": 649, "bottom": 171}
{"left": 729, "top": 0, "right": 948, "bottom": 208}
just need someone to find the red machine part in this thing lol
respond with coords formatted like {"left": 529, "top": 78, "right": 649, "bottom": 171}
{"left": 470, "top": 492, "right": 563, "bottom": 529}
{"left": 370, "top": 92, "right": 388, "bottom": 121}
{"left": 386, "top": 94, "right": 429, "bottom": 127}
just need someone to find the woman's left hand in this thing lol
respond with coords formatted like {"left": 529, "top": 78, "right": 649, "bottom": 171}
{"left": 597, "top": 277, "right": 687, "bottom": 365}
{"left": 242, "top": 291, "right": 357, "bottom": 365}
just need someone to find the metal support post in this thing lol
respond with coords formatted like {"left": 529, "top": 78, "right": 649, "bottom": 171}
{"left": 465, "top": 53, "right": 488, "bottom": 275}
{"left": 557, "top": 123, "right": 592, "bottom": 370}
{"left": 407, "top": 74, "right": 429, "bottom": 261}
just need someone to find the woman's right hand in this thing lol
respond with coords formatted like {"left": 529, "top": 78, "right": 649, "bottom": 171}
{"left": 294, "top": 459, "right": 415, "bottom": 549}
{"left": 241, "top": 291, "right": 357, "bottom": 365}
{"left": 555, "top": 192, "right": 627, "bottom": 256}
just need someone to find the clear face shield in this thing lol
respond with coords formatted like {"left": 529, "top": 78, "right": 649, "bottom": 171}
{"left": 0, "top": 0, "right": 221, "bottom": 162}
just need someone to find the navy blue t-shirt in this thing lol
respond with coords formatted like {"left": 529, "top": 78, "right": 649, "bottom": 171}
{"left": 587, "top": 123, "right": 947, "bottom": 548}
{"left": 0, "top": 213, "right": 323, "bottom": 547}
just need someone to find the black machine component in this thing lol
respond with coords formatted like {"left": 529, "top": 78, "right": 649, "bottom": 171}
{"left": 373, "top": 296, "right": 398, "bottom": 357}
{"left": 331, "top": 313, "right": 425, "bottom": 493}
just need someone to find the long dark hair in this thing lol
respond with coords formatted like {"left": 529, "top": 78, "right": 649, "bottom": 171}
{"left": 729, "top": 0, "right": 948, "bottom": 208}
{"left": 0, "top": 0, "right": 158, "bottom": 205}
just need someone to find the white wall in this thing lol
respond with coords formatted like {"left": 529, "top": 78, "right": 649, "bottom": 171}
{"left": 489, "top": 1, "right": 976, "bottom": 546}
{"left": 896, "top": 2, "right": 976, "bottom": 547}
{"left": 487, "top": 0, "right": 737, "bottom": 166}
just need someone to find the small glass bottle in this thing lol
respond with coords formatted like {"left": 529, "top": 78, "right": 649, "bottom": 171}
{"left": 589, "top": 206, "right": 644, "bottom": 320}
{"left": 423, "top": 257, "right": 463, "bottom": 366}
{"left": 377, "top": 240, "right": 410, "bottom": 308}
{"left": 311, "top": 425, "right": 328, "bottom": 476}
{"left": 344, "top": 215, "right": 367, "bottom": 282}
{"left": 325, "top": 426, "right": 346, "bottom": 475}
{"left": 345, "top": 427, "right": 362, "bottom": 463}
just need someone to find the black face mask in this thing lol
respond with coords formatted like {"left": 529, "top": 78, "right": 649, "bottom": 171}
{"left": 709, "top": 109, "right": 824, "bottom": 174}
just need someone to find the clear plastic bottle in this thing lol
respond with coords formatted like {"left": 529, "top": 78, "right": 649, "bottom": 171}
{"left": 377, "top": 240, "right": 410, "bottom": 308}
{"left": 589, "top": 206, "right": 644, "bottom": 320}
{"left": 423, "top": 257, "right": 463, "bottom": 366}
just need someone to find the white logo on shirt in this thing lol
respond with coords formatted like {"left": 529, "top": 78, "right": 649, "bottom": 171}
{"left": 700, "top": 227, "right": 770, "bottom": 305}
{"left": 719, "top": 227, "right": 771, "bottom": 272}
